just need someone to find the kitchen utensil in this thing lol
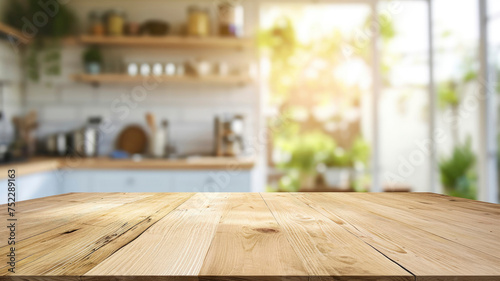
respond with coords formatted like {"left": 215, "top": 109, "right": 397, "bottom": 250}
{"left": 11, "top": 111, "right": 38, "bottom": 158}
{"left": 150, "top": 130, "right": 164, "bottom": 158}
{"left": 150, "top": 119, "right": 169, "bottom": 158}
{"left": 145, "top": 113, "right": 156, "bottom": 133}
{"left": 56, "top": 133, "right": 66, "bottom": 156}
{"left": 75, "top": 117, "right": 101, "bottom": 157}
{"left": 116, "top": 125, "right": 148, "bottom": 155}
{"left": 0, "top": 143, "right": 8, "bottom": 163}
{"left": 161, "top": 119, "right": 169, "bottom": 157}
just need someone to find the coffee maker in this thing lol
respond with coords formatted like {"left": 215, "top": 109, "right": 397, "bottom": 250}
{"left": 214, "top": 114, "right": 245, "bottom": 157}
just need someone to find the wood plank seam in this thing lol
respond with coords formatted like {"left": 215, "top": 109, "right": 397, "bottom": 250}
{"left": 261, "top": 193, "right": 413, "bottom": 280}
{"left": 85, "top": 193, "right": 229, "bottom": 276}
{"left": 257, "top": 192, "right": 305, "bottom": 274}
{"left": 287, "top": 193, "right": 418, "bottom": 281}
{"left": 0, "top": 193, "right": 155, "bottom": 246}
{"left": 292, "top": 193, "right": 500, "bottom": 280}
{"left": 350, "top": 194, "right": 500, "bottom": 260}
{"left": 1, "top": 193, "right": 195, "bottom": 276}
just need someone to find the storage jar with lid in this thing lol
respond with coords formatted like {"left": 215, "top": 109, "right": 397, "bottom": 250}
{"left": 187, "top": 6, "right": 210, "bottom": 37}
{"left": 107, "top": 9, "right": 125, "bottom": 36}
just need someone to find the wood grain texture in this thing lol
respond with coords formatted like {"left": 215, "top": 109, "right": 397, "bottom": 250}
{"left": 86, "top": 193, "right": 228, "bottom": 276}
{"left": 0, "top": 193, "right": 154, "bottom": 245}
{"left": 199, "top": 193, "right": 308, "bottom": 278}
{"left": 78, "top": 35, "right": 254, "bottom": 49}
{"left": 293, "top": 193, "right": 500, "bottom": 281}
{"left": 344, "top": 192, "right": 500, "bottom": 258}
{"left": 261, "top": 193, "right": 412, "bottom": 281}
{"left": 1, "top": 193, "right": 194, "bottom": 275}
{"left": 72, "top": 74, "right": 253, "bottom": 86}
{"left": 1, "top": 192, "right": 499, "bottom": 281}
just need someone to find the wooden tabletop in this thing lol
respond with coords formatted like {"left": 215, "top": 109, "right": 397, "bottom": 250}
{"left": 1, "top": 192, "right": 499, "bottom": 280}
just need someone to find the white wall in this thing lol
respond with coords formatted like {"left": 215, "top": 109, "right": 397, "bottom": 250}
{"left": 23, "top": 0, "right": 260, "bottom": 158}
{"left": 0, "top": 1, "right": 24, "bottom": 144}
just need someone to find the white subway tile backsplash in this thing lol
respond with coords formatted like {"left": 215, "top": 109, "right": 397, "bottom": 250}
{"left": 11, "top": 0, "right": 260, "bottom": 156}
{"left": 40, "top": 106, "right": 80, "bottom": 123}
{"left": 60, "top": 84, "right": 97, "bottom": 104}
{"left": 25, "top": 83, "right": 60, "bottom": 105}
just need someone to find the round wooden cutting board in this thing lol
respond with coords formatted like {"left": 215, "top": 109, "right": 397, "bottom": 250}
{"left": 116, "top": 125, "right": 148, "bottom": 154}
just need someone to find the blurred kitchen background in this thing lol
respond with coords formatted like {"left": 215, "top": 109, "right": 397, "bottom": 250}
{"left": 0, "top": 0, "right": 499, "bottom": 203}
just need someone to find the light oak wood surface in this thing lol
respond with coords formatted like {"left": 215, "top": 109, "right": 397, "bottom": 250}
{"left": 78, "top": 35, "right": 254, "bottom": 49}
{"left": 1, "top": 193, "right": 499, "bottom": 280}
{"left": 72, "top": 74, "right": 253, "bottom": 86}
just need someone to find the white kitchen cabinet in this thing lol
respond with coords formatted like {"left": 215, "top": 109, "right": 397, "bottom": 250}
{"left": 60, "top": 170, "right": 251, "bottom": 193}
{"left": 0, "top": 171, "right": 62, "bottom": 204}
{"left": 173, "top": 170, "right": 251, "bottom": 192}
{"left": 0, "top": 169, "right": 252, "bottom": 203}
{"left": 61, "top": 170, "right": 175, "bottom": 193}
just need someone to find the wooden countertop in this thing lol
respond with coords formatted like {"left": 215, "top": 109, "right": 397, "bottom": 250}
{"left": 0, "top": 157, "right": 255, "bottom": 179}
{"left": 1, "top": 192, "right": 499, "bottom": 280}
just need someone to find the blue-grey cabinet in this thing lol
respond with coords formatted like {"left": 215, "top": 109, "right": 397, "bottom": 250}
{"left": 0, "top": 171, "right": 61, "bottom": 204}
{"left": 0, "top": 169, "right": 252, "bottom": 204}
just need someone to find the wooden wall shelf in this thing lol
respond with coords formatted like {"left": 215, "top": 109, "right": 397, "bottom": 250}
{"left": 78, "top": 35, "right": 254, "bottom": 49}
{"left": 72, "top": 73, "right": 253, "bottom": 86}
{"left": 0, "top": 23, "right": 30, "bottom": 44}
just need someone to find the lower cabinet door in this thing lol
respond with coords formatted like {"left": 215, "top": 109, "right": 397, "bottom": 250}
{"left": 61, "top": 170, "right": 251, "bottom": 193}
{"left": 0, "top": 171, "right": 61, "bottom": 204}
{"left": 62, "top": 170, "right": 176, "bottom": 193}
{"left": 174, "top": 170, "right": 251, "bottom": 192}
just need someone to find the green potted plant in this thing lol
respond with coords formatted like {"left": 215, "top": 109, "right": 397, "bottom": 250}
{"left": 323, "top": 136, "right": 370, "bottom": 188}
{"left": 323, "top": 146, "right": 351, "bottom": 188}
{"left": 439, "top": 137, "right": 477, "bottom": 199}
{"left": 2, "top": 0, "right": 78, "bottom": 81}
{"left": 277, "top": 131, "right": 334, "bottom": 191}
{"left": 83, "top": 47, "right": 103, "bottom": 74}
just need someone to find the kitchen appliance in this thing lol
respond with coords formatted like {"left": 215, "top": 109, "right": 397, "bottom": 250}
{"left": 75, "top": 117, "right": 101, "bottom": 157}
{"left": 214, "top": 114, "right": 245, "bottom": 157}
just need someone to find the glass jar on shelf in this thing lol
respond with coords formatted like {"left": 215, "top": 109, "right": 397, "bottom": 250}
{"left": 88, "top": 11, "right": 104, "bottom": 36}
{"left": 107, "top": 9, "right": 125, "bottom": 36}
{"left": 187, "top": 6, "right": 210, "bottom": 37}
{"left": 218, "top": 1, "right": 244, "bottom": 37}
